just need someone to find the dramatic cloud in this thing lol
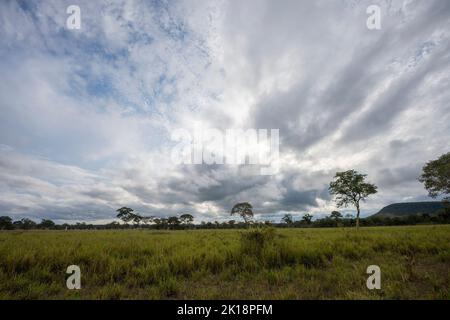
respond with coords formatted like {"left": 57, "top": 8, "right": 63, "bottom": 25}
{"left": 0, "top": 0, "right": 449, "bottom": 223}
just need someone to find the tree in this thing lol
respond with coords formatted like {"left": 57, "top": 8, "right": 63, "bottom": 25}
{"left": 160, "top": 218, "right": 169, "bottom": 229}
{"left": 167, "top": 216, "right": 180, "bottom": 229}
{"left": 437, "top": 208, "right": 450, "bottom": 222}
{"left": 141, "top": 216, "right": 154, "bottom": 226}
{"left": 301, "top": 213, "right": 313, "bottom": 225}
{"left": 116, "top": 207, "right": 136, "bottom": 224}
{"left": 330, "top": 211, "right": 343, "bottom": 221}
{"left": 132, "top": 214, "right": 143, "bottom": 226}
{"left": 180, "top": 214, "right": 194, "bottom": 226}
{"left": 14, "top": 218, "right": 37, "bottom": 230}
{"left": 281, "top": 213, "right": 293, "bottom": 225}
{"left": 419, "top": 152, "right": 450, "bottom": 201}
{"left": 231, "top": 202, "right": 254, "bottom": 226}
{"left": 39, "top": 219, "right": 55, "bottom": 229}
{"left": 329, "top": 170, "right": 377, "bottom": 229}
{"left": 23, "top": 218, "right": 37, "bottom": 229}
{"left": 106, "top": 221, "right": 120, "bottom": 229}
{"left": 152, "top": 218, "right": 162, "bottom": 229}
{"left": 0, "top": 216, "right": 13, "bottom": 230}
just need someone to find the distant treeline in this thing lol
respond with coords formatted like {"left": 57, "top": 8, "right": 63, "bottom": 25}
{"left": 1, "top": 209, "right": 449, "bottom": 230}
{"left": 2, "top": 151, "right": 448, "bottom": 232}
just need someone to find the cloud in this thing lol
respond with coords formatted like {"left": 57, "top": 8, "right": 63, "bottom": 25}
{"left": 0, "top": 0, "right": 449, "bottom": 223}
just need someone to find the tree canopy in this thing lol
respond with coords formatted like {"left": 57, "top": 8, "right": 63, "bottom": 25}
{"left": 231, "top": 202, "right": 254, "bottom": 225}
{"left": 281, "top": 214, "right": 293, "bottom": 225}
{"left": 419, "top": 152, "right": 450, "bottom": 201}
{"left": 329, "top": 170, "right": 377, "bottom": 228}
{"left": 116, "top": 207, "right": 137, "bottom": 223}
{"left": 301, "top": 213, "right": 313, "bottom": 224}
{"left": 180, "top": 214, "right": 194, "bottom": 225}
{"left": 330, "top": 211, "right": 343, "bottom": 221}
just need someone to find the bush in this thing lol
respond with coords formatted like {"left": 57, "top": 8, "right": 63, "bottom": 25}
{"left": 240, "top": 227, "right": 277, "bottom": 256}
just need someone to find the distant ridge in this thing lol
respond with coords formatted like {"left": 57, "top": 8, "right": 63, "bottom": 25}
{"left": 372, "top": 201, "right": 445, "bottom": 218}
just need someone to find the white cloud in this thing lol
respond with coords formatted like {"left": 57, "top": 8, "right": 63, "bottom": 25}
{"left": 0, "top": 0, "right": 449, "bottom": 223}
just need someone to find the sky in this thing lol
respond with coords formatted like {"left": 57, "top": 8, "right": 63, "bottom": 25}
{"left": 0, "top": 0, "right": 449, "bottom": 224}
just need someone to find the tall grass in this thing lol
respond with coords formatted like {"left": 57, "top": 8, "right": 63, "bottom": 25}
{"left": 0, "top": 225, "right": 449, "bottom": 299}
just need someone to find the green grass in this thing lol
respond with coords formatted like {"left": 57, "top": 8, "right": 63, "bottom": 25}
{"left": 0, "top": 225, "right": 449, "bottom": 299}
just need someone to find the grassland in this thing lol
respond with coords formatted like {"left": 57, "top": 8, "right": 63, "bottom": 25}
{"left": 0, "top": 225, "right": 449, "bottom": 299}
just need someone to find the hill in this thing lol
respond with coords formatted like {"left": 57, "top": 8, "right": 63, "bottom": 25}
{"left": 372, "top": 201, "right": 446, "bottom": 218}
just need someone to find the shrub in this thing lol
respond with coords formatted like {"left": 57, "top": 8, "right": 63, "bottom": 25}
{"left": 240, "top": 227, "right": 277, "bottom": 256}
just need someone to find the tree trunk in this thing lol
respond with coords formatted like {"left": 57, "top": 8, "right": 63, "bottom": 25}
{"left": 243, "top": 216, "right": 249, "bottom": 228}
{"left": 356, "top": 204, "right": 360, "bottom": 229}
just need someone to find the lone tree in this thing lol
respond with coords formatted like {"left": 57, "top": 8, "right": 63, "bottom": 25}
{"left": 329, "top": 170, "right": 377, "bottom": 229}
{"left": 116, "top": 207, "right": 138, "bottom": 224}
{"left": 281, "top": 213, "right": 293, "bottom": 225}
{"left": 231, "top": 202, "right": 254, "bottom": 226}
{"left": 419, "top": 152, "right": 450, "bottom": 201}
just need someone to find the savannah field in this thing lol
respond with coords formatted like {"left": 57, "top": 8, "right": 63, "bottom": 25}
{"left": 0, "top": 225, "right": 449, "bottom": 300}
